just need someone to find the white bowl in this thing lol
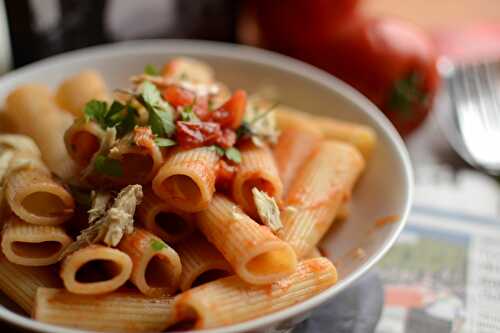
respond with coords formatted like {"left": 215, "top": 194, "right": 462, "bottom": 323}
{"left": 0, "top": 40, "right": 412, "bottom": 333}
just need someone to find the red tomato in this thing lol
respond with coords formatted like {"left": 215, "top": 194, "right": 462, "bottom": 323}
{"left": 297, "top": 16, "right": 439, "bottom": 136}
{"left": 162, "top": 85, "right": 194, "bottom": 107}
{"left": 211, "top": 90, "right": 247, "bottom": 129}
{"left": 215, "top": 128, "right": 237, "bottom": 148}
{"left": 162, "top": 86, "right": 210, "bottom": 120}
{"left": 175, "top": 121, "right": 222, "bottom": 148}
{"left": 254, "top": 0, "right": 360, "bottom": 52}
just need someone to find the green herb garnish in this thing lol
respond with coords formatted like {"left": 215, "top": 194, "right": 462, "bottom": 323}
{"left": 83, "top": 100, "right": 108, "bottom": 128}
{"left": 236, "top": 120, "right": 253, "bottom": 139}
{"left": 211, "top": 145, "right": 225, "bottom": 156}
{"left": 225, "top": 147, "right": 241, "bottom": 164}
{"left": 138, "top": 81, "right": 176, "bottom": 137}
{"left": 94, "top": 155, "right": 124, "bottom": 177}
{"left": 115, "top": 106, "right": 137, "bottom": 137}
{"left": 151, "top": 239, "right": 166, "bottom": 251}
{"left": 144, "top": 64, "right": 160, "bottom": 76}
{"left": 83, "top": 100, "right": 137, "bottom": 137}
{"left": 155, "top": 137, "right": 177, "bottom": 148}
{"left": 179, "top": 105, "right": 200, "bottom": 122}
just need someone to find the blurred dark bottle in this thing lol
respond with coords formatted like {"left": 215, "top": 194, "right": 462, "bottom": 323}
{"left": 4, "top": 0, "right": 242, "bottom": 68}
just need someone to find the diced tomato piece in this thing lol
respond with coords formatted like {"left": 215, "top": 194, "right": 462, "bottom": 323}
{"left": 163, "top": 86, "right": 211, "bottom": 121}
{"left": 176, "top": 121, "right": 222, "bottom": 148}
{"left": 211, "top": 90, "right": 247, "bottom": 129}
{"left": 215, "top": 128, "right": 237, "bottom": 148}
{"left": 192, "top": 95, "right": 211, "bottom": 121}
{"left": 162, "top": 86, "right": 195, "bottom": 107}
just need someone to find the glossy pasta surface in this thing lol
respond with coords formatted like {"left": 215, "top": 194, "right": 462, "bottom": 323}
{"left": 0, "top": 57, "right": 374, "bottom": 332}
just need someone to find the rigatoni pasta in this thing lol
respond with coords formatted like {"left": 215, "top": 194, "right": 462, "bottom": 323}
{"left": 107, "top": 127, "right": 164, "bottom": 185}
{"left": 153, "top": 147, "right": 219, "bottom": 212}
{"left": 196, "top": 194, "right": 297, "bottom": 285}
{"left": 171, "top": 258, "right": 337, "bottom": 329}
{"left": 281, "top": 141, "right": 365, "bottom": 257}
{"left": 0, "top": 57, "right": 374, "bottom": 332}
{"left": 1, "top": 216, "right": 72, "bottom": 266}
{"left": 272, "top": 112, "right": 322, "bottom": 194}
{"left": 0, "top": 254, "right": 60, "bottom": 313}
{"left": 34, "top": 288, "right": 175, "bottom": 332}
{"left": 4, "top": 151, "right": 74, "bottom": 225}
{"left": 232, "top": 142, "right": 283, "bottom": 218}
{"left": 60, "top": 245, "right": 132, "bottom": 295}
{"left": 176, "top": 233, "right": 232, "bottom": 291}
{"left": 136, "top": 188, "right": 195, "bottom": 243}
{"left": 64, "top": 119, "right": 106, "bottom": 166}
{"left": 55, "top": 70, "right": 110, "bottom": 117}
{"left": 276, "top": 107, "right": 377, "bottom": 159}
{"left": 118, "top": 228, "right": 181, "bottom": 297}
{"left": 5, "top": 84, "right": 78, "bottom": 180}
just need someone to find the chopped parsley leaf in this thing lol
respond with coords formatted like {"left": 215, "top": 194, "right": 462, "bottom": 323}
{"left": 151, "top": 239, "right": 166, "bottom": 251}
{"left": 144, "top": 64, "right": 160, "bottom": 76}
{"left": 83, "top": 100, "right": 108, "bottom": 128}
{"left": 225, "top": 147, "right": 241, "bottom": 164}
{"left": 138, "top": 81, "right": 176, "bottom": 137}
{"left": 179, "top": 105, "right": 200, "bottom": 122}
{"left": 94, "top": 155, "right": 123, "bottom": 177}
{"left": 155, "top": 137, "right": 177, "bottom": 148}
{"left": 211, "top": 145, "right": 225, "bottom": 156}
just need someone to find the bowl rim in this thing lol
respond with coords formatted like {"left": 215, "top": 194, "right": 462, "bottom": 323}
{"left": 0, "top": 39, "right": 413, "bottom": 333}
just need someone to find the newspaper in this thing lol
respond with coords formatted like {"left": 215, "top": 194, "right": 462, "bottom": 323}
{"left": 375, "top": 165, "right": 500, "bottom": 333}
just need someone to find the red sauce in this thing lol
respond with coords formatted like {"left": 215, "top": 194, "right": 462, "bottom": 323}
{"left": 215, "top": 160, "right": 237, "bottom": 191}
{"left": 306, "top": 258, "right": 329, "bottom": 272}
{"left": 374, "top": 215, "right": 400, "bottom": 228}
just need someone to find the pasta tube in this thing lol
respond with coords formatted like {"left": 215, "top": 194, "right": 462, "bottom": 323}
{"left": 281, "top": 141, "right": 365, "bottom": 257}
{"left": 1, "top": 216, "right": 72, "bottom": 266}
{"left": 196, "top": 194, "right": 297, "bottom": 285}
{"left": 0, "top": 254, "right": 60, "bottom": 313}
{"left": 152, "top": 147, "right": 219, "bottom": 212}
{"left": 55, "top": 70, "right": 109, "bottom": 117}
{"left": 5, "top": 84, "right": 78, "bottom": 180}
{"left": 118, "top": 228, "right": 181, "bottom": 297}
{"left": 232, "top": 142, "right": 283, "bottom": 218}
{"left": 0, "top": 134, "right": 41, "bottom": 157}
{"left": 64, "top": 119, "right": 105, "bottom": 166}
{"left": 176, "top": 233, "right": 232, "bottom": 291}
{"left": 60, "top": 245, "right": 132, "bottom": 295}
{"left": 136, "top": 188, "right": 195, "bottom": 243}
{"left": 276, "top": 108, "right": 377, "bottom": 159}
{"left": 5, "top": 151, "right": 75, "bottom": 225}
{"left": 107, "top": 127, "right": 163, "bottom": 185}
{"left": 34, "top": 288, "right": 175, "bottom": 332}
{"left": 303, "top": 247, "right": 323, "bottom": 259}
{"left": 171, "top": 258, "right": 337, "bottom": 329}
{"left": 161, "top": 57, "right": 214, "bottom": 84}
{"left": 0, "top": 134, "right": 41, "bottom": 220}
{"left": 273, "top": 115, "right": 322, "bottom": 194}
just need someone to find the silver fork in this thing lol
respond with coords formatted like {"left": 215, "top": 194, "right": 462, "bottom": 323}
{"left": 443, "top": 60, "right": 500, "bottom": 175}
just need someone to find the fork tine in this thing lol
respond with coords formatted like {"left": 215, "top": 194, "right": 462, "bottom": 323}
{"left": 470, "top": 63, "right": 497, "bottom": 129}
{"left": 482, "top": 62, "right": 500, "bottom": 125}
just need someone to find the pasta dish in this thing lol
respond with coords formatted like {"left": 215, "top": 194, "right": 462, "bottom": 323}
{"left": 0, "top": 57, "right": 375, "bottom": 331}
